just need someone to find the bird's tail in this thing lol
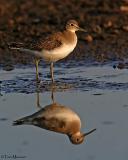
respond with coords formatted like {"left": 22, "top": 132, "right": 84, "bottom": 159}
{"left": 9, "top": 45, "right": 43, "bottom": 58}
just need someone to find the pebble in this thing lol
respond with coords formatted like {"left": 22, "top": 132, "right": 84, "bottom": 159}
{"left": 84, "top": 35, "right": 93, "bottom": 42}
{"left": 120, "top": 5, "right": 128, "bottom": 12}
{"left": 122, "top": 25, "right": 128, "bottom": 31}
{"left": 103, "top": 20, "right": 113, "bottom": 28}
{"left": 93, "top": 25, "right": 102, "bottom": 34}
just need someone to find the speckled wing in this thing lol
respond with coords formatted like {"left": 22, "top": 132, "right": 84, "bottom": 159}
{"left": 32, "top": 32, "right": 63, "bottom": 51}
{"left": 34, "top": 116, "right": 66, "bottom": 133}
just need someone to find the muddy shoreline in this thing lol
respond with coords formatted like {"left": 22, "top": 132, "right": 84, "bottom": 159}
{"left": 0, "top": 0, "right": 128, "bottom": 69}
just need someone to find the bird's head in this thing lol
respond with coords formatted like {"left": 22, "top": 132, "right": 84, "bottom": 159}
{"left": 69, "top": 128, "right": 96, "bottom": 145}
{"left": 66, "top": 19, "right": 87, "bottom": 32}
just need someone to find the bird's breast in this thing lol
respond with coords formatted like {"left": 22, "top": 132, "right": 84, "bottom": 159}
{"left": 41, "top": 39, "right": 77, "bottom": 62}
{"left": 51, "top": 111, "right": 81, "bottom": 131}
{"left": 42, "top": 111, "right": 81, "bottom": 134}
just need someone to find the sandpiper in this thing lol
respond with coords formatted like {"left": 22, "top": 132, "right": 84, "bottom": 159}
{"left": 13, "top": 103, "right": 96, "bottom": 144}
{"left": 11, "top": 20, "right": 86, "bottom": 83}
{"left": 13, "top": 84, "right": 96, "bottom": 145}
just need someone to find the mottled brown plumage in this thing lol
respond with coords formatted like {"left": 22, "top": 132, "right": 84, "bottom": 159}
{"left": 13, "top": 102, "right": 96, "bottom": 145}
{"left": 31, "top": 20, "right": 81, "bottom": 52}
{"left": 11, "top": 19, "right": 87, "bottom": 83}
{"left": 32, "top": 32, "right": 63, "bottom": 51}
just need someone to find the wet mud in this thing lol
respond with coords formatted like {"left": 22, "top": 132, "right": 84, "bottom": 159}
{"left": 0, "top": 0, "right": 128, "bottom": 69}
{"left": 1, "top": 65, "right": 128, "bottom": 94}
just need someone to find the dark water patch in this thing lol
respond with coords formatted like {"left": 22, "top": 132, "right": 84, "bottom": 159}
{"left": 1, "top": 79, "right": 75, "bottom": 94}
{"left": 92, "top": 93, "right": 104, "bottom": 96}
{"left": 0, "top": 58, "right": 116, "bottom": 72}
{"left": 21, "top": 140, "right": 29, "bottom": 146}
{"left": 0, "top": 118, "right": 8, "bottom": 121}
{"left": 1, "top": 76, "right": 128, "bottom": 94}
{"left": 96, "top": 73, "right": 124, "bottom": 79}
{"left": 3, "top": 65, "right": 15, "bottom": 71}
{"left": 79, "top": 81, "right": 128, "bottom": 91}
{"left": 102, "top": 121, "right": 115, "bottom": 125}
{"left": 123, "top": 105, "right": 128, "bottom": 108}
{"left": 1, "top": 64, "right": 128, "bottom": 93}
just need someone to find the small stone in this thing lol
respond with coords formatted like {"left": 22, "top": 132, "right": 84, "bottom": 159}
{"left": 122, "top": 25, "right": 128, "bottom": 31}
{"left": 84, "top": 35, "right": 93, "bottom": 42}
{"left": 3, "top": 65, "right": 14, "bottom": 71}
{"left": 93, "top": 25, "right": 102, "bottom": 34}
{"left": 117, "top": 63, "right": 125, "bottom": 69}
{"left": 8, "top": 19, "right": 14, "bottom": 27}
{"left": 113, "top": 65, "right": 117, "bottom": 69}
{"left": 103, "top": 20, "right": 113, "bottom": 28}
{"left": 32, "top": 18, "right": 41, "bottom": 24}
{"left": 113, "top": 29, "right": 119, "bottom": 34}
{"left": 120, "top": 5, "right": 128, "bottom": 12}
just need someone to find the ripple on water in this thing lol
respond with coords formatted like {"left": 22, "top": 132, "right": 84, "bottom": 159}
{"left": 0, "top": 64, "right": 128, "bottom": 94}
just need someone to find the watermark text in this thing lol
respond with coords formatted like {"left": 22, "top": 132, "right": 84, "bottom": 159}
{"left": 0, "top": 154, "right": 26, "bottom": 159}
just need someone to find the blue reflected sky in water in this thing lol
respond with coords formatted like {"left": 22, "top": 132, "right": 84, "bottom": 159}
{"left": 0, "top": 65, "right": 128, "bottom": 93}
{"left": 0, "top": 65, "right": 128, "bottom": 160}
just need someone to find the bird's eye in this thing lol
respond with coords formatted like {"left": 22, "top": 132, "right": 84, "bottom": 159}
{"left": 70, "top": 23, "right": 74, "bottom": 26}
{"left": 76, "top": 138, "right": 79, "bottom": 142}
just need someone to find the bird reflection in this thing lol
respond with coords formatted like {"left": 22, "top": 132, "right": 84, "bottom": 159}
{"left": 13, "top": 84, "right": 96, "bottom": 145}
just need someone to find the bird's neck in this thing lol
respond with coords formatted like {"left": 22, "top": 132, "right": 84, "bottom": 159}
{"left": 62, "top": 30, "right": 77, "bottom": 44}
{"left": 66, "top": 29, "right": 76, "bottom": 33}
{"left": 68, "top": 131, "right": 81, "bottom": 137}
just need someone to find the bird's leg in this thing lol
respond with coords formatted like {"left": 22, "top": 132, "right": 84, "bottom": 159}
{"left": 36, "top": 81, "right": 42, "bottom": 109}
{"left": 50, "top": 62, "right": 54, "bottom": 84}
{"left": 51, "top": 86, "right": 55, "bottom": 103}
{"left": 35, "top": 59, "right": 40, "bottom": 82}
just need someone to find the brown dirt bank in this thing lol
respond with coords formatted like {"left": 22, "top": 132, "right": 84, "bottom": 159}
{"left": 0, "top": 0, "right": 128, "bottom": 69}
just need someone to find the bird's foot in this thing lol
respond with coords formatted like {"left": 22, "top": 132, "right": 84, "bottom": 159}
{"left": 36, "top": 77, "right": 41, "bottom": 84}
{"left": 50, "top": 81, "right": 56, "bottom": 89}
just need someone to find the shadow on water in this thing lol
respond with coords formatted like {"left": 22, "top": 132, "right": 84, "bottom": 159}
{"left": 13, "top": 83, "right": 96, "bottom": 145}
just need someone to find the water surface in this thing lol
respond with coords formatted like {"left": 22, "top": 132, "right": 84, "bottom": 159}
{"left": 0, "top": 64, "right": 128, "bottom": 160}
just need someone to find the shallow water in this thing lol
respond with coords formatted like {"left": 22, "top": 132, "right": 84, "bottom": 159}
{"left": 0, "top": 63, "right": 128, "bottom": 160}
{"left": 1, "top": 63, "right": 128, "bottom": 93}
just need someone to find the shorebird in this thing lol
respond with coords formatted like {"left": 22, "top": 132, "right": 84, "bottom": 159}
{"left": 13, "top": 103, "right": 96, "bottom": 144}
{"left": 13, "top": 85, "right": 96, "bottom": 145}
{"left": 11, "top": 20, "right": 86, "bottom": 83}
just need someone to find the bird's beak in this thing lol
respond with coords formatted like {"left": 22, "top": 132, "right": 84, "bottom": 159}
{"left": 78, "top": 27, "right": 87, "bottom": 32}
{"left": 83, "top": 128, "right": 96, "bottom": 137}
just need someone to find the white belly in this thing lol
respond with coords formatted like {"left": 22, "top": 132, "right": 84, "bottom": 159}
{"left": 47, "top": 109, "right": 81, "bottom": 126}
{"left": 55, "top": 112, "right": 81, "bottom": 124}
{"left": 41, "top": 43, "right": 77, "bottom": 62}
